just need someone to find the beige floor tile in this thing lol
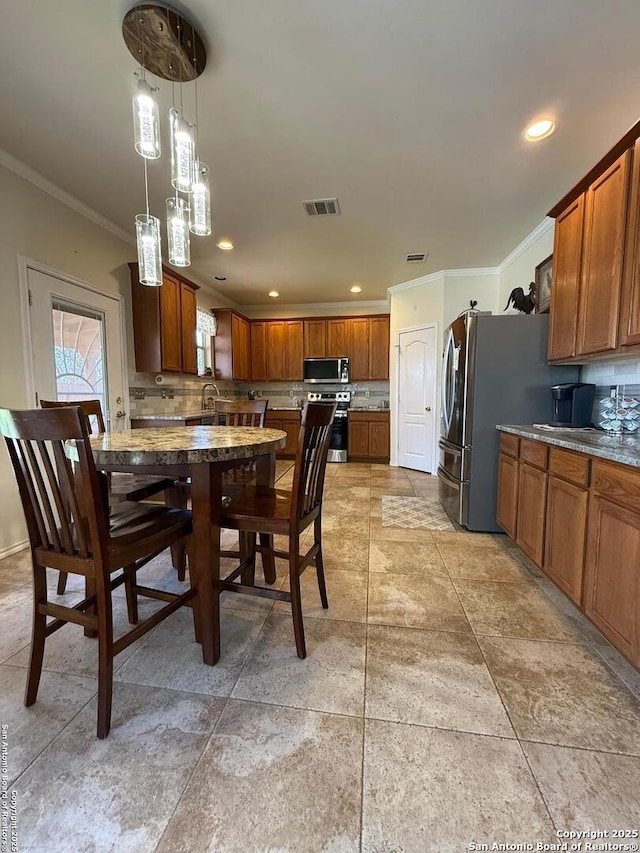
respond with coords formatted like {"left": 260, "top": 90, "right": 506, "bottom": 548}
{"left": 116, "top": 608, "right": 268, "bottom": 698}
{"left": 369, "top": 520, "right": 436, "bottom": 542}
{"left": 411, "top": 482, "right": 441, "bottom": 497}
{"left": 369, "top": 473, "right": 412, "bottom": 487}
{"left": 437, "top": 541, "right": 535, "bottom": 583}
{"left": 321, "top": 535, "right": 370, "bottom": 572}
{"left": 479, "top": 636, "right": 640, "bottom": 754}
{"left": 368, "top": 572, "right": 471, "bottom": 633}
{"left": 0, "top": 587, "right": 33, "bottom": 664}
{"left": 453, "top": 578, "right": 586, "bottom": 642}
{"left": 232, "top": 613, "right": 366, "bottom": 716}
{"left": 370, "top": 484, "right": 416, "bottom": 497}
{"left": 324, "top": 484, "right": 372, "bottom": 501}
{"left": 159, "top": 700, "right": 363, "bottom": 853}
{"left": 365, "top": 625, "right": 514, "bottom": 737}
{"left": 275, "top": 567, "right": 368, "bottom": 622}
{"left": 404, "top": 469, "right": 437, "bottom": 482}
{"left": 13, "top": 682, "right": 225, "bottom": 851}
{"left": 432, "top": 530, "right": 500, "bottom": 548}
{"left": 362, "top": 720, "right": 553, "bottom": 853}
{"left": 522, "top": 741, "right": 640, "bottom": 830}
{"left": 322, "top": 496, "right": 369, "bottom": 517}
{"left": 369, "top": 540, "right": 447, "bottom": 576}
{"left": 322, "top": 515, "right": 370, "bottom": 538}
{"left": 0, "top": 664, "right": 97, "bottom": 787}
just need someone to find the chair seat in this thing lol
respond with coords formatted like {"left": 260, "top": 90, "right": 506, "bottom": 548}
{"left": 222, "top": 485, "right": 293, "bottom": 525}
{"left": 107, "top": 501, "right": 192, "bottom": 556}
{"left": 108, "top": 473, "right": 175, "bottom": 504}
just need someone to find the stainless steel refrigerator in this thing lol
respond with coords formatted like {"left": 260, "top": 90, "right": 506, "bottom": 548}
{"left": 438, "top": 311, "right": 579, "bottom": 532}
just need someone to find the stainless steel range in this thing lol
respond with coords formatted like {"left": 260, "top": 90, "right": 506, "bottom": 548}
{"left": 307, "top": 391, "right": 350, "bottom": 462}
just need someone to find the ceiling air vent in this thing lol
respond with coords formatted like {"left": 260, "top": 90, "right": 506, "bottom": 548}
{"left": 405, "top": 252, "right": 429, "bottom": 264}
{"left": 302, "top": 198, "right": 340, "bottom": 216}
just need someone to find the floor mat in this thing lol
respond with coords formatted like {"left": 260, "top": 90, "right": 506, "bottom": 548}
{"left": 382, "top": 495, "right": 455, "bottom": 531}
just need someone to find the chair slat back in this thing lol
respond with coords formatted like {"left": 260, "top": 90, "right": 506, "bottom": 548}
{"left": 0, "top": 407, "right": 109, "bottom": 560}
{"left": 214, "top": 399, "right": 268, "bottom": 427}
{"left": 290, "top": 402, "right": 336, "bottom": 522}
{"left": 40, "top": 399, "right": 106, "bottom": 434}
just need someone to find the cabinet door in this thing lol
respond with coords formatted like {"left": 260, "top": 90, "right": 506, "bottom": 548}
{"left": 620, "top": 139, "right": 640, "bottom": 347}
{"left": 348, "top": 421, "right": 369, "bottom": 457}
{"left": 369, "top": 420, "right": 390, "bottom": 459}
{"left": 496, "top": 453, "right": 519, "bottom": 539}
{"left": 266, "top": 322, "right": 287, "bottom": 380}
{"left": 232, "top": 314, "right": 251, "bottom": 380}
{"left": 251, "top": 321, "right": 267, "bottom": 381}
{"left": 304, "top": 320, "right": 327, "bottom": 358}
{"left": 326, "top": 319, "right": 351, "bottom": 358}
{"left": 285, "top": 321, "right": 304, "bottom": 380}
{"left": 350, "top": 318, "right": 370, "bottom": 381}
{"left": 548, "top": 196, "right": 585, "bottom": 361}
{"left": 543, "top": 476, "right": 587, "bottom": 605}
{"left": 369, "top": 316, "right": 390, "bottom": 380}
{"left": 576, "top": 150, "right": 632, "bottom": 356}
{"left": 160, "top": 275, "right": 183, "bottom": 372}
{"left": 282, "top": 420, "right": 300, "bottom": 455}
{"left": 516, "top": 463, "right": 547, "bottom": 566}
{"left": 180, "top": 283, "right": 198, "bottom": 375}
{"left": 584, "top": 495, "right": 640, "bottom": 666}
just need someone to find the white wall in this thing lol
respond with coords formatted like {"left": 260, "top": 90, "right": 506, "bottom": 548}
{"left": 498, "top": 219, "right": 555, "bottom": 312}
{"left": 239, "top": 300, "right": 389, "bottom": 319}
{"left": 444, "top": 271, "right": 500, "bottom": 326}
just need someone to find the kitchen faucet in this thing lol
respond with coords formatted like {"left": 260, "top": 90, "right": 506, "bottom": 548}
{"left": 201, "top": 383, "right": 220, "bottom": 410}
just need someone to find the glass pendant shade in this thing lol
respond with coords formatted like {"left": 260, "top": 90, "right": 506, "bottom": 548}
{"left": 166, "top": 197, "right": 191, "bottom": 267}
{"left": 169, "top": 108, "right": 195, "bottom": 192}
{"left": 135, "top": 214, "right": 162, "bottom": 285}
{"left": 190, "top": 161, "right": 212, "bottom": 236}
{"left": 132, "top": 79, "right": 161, "bottom": 159}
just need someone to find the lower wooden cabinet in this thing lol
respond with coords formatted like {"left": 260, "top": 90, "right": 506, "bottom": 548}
{"left": 543, "top": 475, "right": 587, "bottom": 604}
{"left": 496, "top": 453, "right": 518, "bottom": 539}
{"left": 347, "top": 411, "right": 390, "bottom": 462}
{"left": 265, "top": 411, "right": 301, "bottom": 458}
{"left": 515, "top": 463, "right": 547, "bottom": 567}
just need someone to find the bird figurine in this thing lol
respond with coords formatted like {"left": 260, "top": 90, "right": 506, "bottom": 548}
{"left": 503, "top": 282, "right": 536, "bottom": 314}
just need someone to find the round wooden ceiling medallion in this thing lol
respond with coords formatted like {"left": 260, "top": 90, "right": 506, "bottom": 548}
{"left": 122, "top": 4, "right": 207, "bottom": 81}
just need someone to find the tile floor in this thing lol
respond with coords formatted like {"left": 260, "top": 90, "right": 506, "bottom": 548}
{"left": 1, "top": 461, "right": 640, "bottom": 852}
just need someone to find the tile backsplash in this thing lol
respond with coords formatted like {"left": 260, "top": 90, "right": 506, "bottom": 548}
{"left": 580, "top": 358, "right": 640, "bottom": 426}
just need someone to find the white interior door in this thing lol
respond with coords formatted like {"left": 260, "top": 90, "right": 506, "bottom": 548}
{"left": 397, "top": 326, "right": 437, "bottom": 472}
{"left": 25, "top": 265, "right": 127, "bottom": 430}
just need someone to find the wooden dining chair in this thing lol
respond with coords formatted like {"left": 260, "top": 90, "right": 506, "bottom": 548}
{"left": 219, "top": 401, "right": 337, "bottom": 658}
{"left": 40, "top": 399, "right": 175, "bottom": 594}
{"left": 0, "top": 406, "right": 195, "bottom": 739}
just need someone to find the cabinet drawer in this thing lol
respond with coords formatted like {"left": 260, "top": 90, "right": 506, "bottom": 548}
{"left": 348, "top": 410, "right": 389, "bottom": 422}
{"left": 499, "top": 433, "right": 520, "bottom": 458}
{"left": 592, "top": 460, "right": 640, "bottom": 512}
{"left": 549, "top": 446, "right": 590, "bottom": 487}
{"left": 519, "top": 439, "right": 548, "bottom": 470}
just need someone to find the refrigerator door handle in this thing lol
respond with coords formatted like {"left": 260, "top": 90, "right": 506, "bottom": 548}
{"left": 442, "top": 328, "right": 455, "bottom": 434}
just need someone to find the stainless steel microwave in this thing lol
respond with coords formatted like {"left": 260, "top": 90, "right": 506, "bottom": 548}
{"left": 303, "top": 357, "right": 349, "bottom": 384}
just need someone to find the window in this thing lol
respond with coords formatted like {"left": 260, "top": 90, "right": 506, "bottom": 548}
{"left": 196, "top": 308, "right": 216, "bottom": 375}
{"left": 53, "top": 301, "right": 107, "bottom": 422}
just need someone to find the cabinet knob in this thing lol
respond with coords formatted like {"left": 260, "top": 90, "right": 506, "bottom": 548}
{"left": 425, "top": 406, "right": 432, "bottom": 412}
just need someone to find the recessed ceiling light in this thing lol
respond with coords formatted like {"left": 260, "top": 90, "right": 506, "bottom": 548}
{"left": 214, "top": 275, "right": 226, "bottom": 281}
{"left": 524, "top": 118, "right": 556, "bottom": 142}
{"left": 217, "top": 239, "right": 234, "bottom": 250}
{"left": 268, "top": 290, "right": 279, "bottom": 298}
{"left": 350, "top": 285, "right": 362, "bottom": 293}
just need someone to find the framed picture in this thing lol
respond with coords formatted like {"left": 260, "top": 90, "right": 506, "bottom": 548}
{"left": 535, "top": 254, "right": 553, "bottom": 314}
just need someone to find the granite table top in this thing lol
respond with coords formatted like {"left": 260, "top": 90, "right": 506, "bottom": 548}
{"left": 130, "top": 410, "right": 216, "bottom": 421}
{"left": 497, "top": 424, "right": 640, "bottom": 468}
{"left": 86, "top": 426, "right": 286, "bottom": 466}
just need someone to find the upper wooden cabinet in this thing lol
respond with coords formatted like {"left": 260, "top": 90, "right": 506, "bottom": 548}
{"left": 251, "top": 321, "right": 267, "bottom": 381}
{"left": 300, "top": 315, "right": 390, "bottom": 381}
{"left": 548, "top": 124, "right": 640, "bottom": 363}
{"left": 350, "top": 318, "right": 370, "bottom": 381}
{"left": 258, "top": 320, "right": 303, "bottom": 381}
{"left": 369, "top": 316, "right": 390, "bottom": 380}
{"left": 326, "top": 319, "right": 351, "bottom": 358}
{"left": 130, "top": 264, "right": 199, "bottom": 374}
{"left": 303, "top": 320, "right": 327, "bottom": 358}
{"left": 214, "top": 310, "right": 251, "bottom": 381}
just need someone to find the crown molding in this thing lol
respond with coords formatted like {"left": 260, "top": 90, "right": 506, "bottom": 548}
{"left": 497, "top": 217, "right": 554, "bottom": 274}
{"left": 241, "top": 298, "right": 389, "bottom": 317}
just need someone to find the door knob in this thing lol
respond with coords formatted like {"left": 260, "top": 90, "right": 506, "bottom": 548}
{"left": 425, "top": 406, "right": 432, "bottom": 412}
{"left": 115, "top": 410, "right": 126, "bottom": 419}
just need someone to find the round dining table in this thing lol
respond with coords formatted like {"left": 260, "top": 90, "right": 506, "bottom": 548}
{"left": 88, "top": 425, "right": 286, "bottom": 665}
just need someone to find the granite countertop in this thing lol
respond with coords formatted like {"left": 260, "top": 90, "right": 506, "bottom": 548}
{"left": 86, "top": 426, "right": 286, "bottom": 466}
{"left": 130, "top": 410, "right": 217, "bottom": 421}
{"left": 497, "top": 424, "right": 640, "bottom": 468}
{"left": 349, "top": 406, "right": 390, "bottom": 412}
{"left": 268, "top": 406, "right": 302, "bottom": 412}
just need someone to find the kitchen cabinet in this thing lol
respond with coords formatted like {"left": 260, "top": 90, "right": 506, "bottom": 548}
{"left": 265, "top": 410, "right": 301, "bottom": 458}
{"left": 350, "top": 316, "right": 390, "bottom": 381}
{"left": 576, "top": 150, "right": 632, "bottom": 356}
{"left": 547, "top": 123, "right": 640, "bottom": 363}
{"left": 326, "top": 319, "right": 351, "bottom": 358}
{"left": 285, "top": 320, "right": 304, "bottom": 380}
{"left": 251, "top": 321, "right": 267, "bottom": 381}
{"left": 347, "top": 411, "right": 390, "bottom": 462}
{"left": 369, "top": 316, "right": 390, "bottom": 380}
{"left": 497, "top": 431, "right": 640, "bottom": 669}
{"left": 214, "top": 310, "right": 251, "bottom": 381}
{"left": 584, "top": 461, "right": 640, "bottom": 667}
{"left": 262, "top": 321, "right": 303, "bottom": 381}
{"left": 130, "top": 264, "right": 199, "bottom": 375}
{"left": 303, "top": 320, "right": 327, "bottom": 358}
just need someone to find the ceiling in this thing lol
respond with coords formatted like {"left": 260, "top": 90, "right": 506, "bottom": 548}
{"left": 1, "top": 0, "right": 639, "bottom": 305}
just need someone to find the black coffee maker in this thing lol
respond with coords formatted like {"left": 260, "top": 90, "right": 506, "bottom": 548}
{"left": 549, "top": 383, "right": 595, "bottom": 427}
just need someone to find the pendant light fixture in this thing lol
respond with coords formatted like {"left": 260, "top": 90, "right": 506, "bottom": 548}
{"left": 123, "top": 4, "right": 209, "bottom": 282}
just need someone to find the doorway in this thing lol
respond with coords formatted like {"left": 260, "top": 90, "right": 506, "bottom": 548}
{"left": 21, "top": 260, "right": 128, "bottom": 429}
{"left": 396, "top": 325, "right": 438, "bottom": 472}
